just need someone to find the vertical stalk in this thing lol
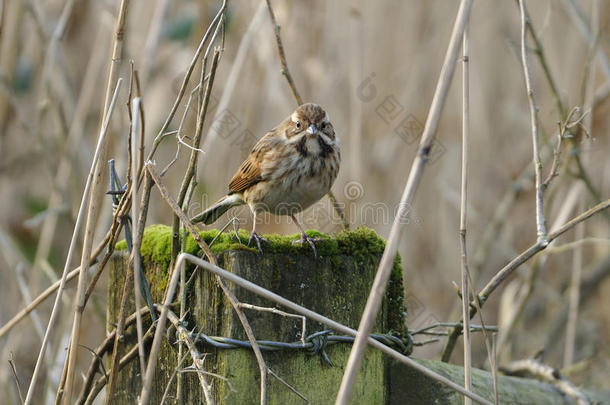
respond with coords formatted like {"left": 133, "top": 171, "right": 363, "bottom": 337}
{"left": 460, "top": 25, "right": 472, "bottom": 405}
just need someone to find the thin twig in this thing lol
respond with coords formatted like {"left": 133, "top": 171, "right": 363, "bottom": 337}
{"left": 170, "top": 49, "right": 221, "bottom": 264}
{"left": 166, "top": 311, "right": 214, "bottom": 404}
{"left": 83, "top": 326, "right": 155, "bottom": 405}
{"left": 160, "top": 86, "right": 199, "bottom": 176}
{"left": 160, "top": 352, "right": 190, "bottom": 405}
{"left": 0, "top": 232, "right": 111, "bottom": 339}
{"left": 264, "top": 0, "right": 348, "bottom": 230}
{"left": 147, "top": 0, "right": 227, "bottom": 161}
{"left": 104, "top": 240, "right": 137, "bottom": 403}
{"left": 130, "top": 97, "right": 147, "bottom": 383}
{"left": 519, "top": 0, "right": 547, "bottom": 244}
{"left": 265, "top": 0, "right": 302, "bottom": 104}
{"left": 76, "top": 307, "right": 151, "bottom": 404}
{"left": 82, "top": 184, "right": 132, "bottom": 307}
{"left": 336, "top": 1, "right": 474, "bottom": 403}
{"left": 443, "top": 198, "right": 610, "bottom": 360}
{"left": 144, "top": 163, "right": 270, "bottom": 405}
{"left": 461, "top": 30, "right": 498, "bottom": 401}
{"left": 62, "top": 2, "right": 132, "bottom": 402}
{"left": 8, "top": 355, "right": 24, "bottom": 404}
{"left": 410, "top": 323, "right": 498, "bottom": 335}
{"left": 565, "top": 0, "right": 599, "bottom": 367}
{"left": 268, "top": 368, "right": 309, "bottom": 404}
{"left": 238, "top": 303, "right": 307, "bottom": 345}
{"left": 520, "top": 1, "right": 610, "bottom": 222}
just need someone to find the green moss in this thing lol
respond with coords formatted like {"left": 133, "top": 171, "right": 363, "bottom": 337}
{"left": 116, "top": 224, "right": 407, "bottom": 339}
{"left": 116, "top": 225, "right": 399, "bottom": 264}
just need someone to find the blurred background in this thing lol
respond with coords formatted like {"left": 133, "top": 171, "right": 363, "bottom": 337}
{"left": 1, "top": 0, "right": 609, "bottom": 403}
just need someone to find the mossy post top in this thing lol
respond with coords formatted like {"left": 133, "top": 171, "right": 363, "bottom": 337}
{"left": 115, "top": 224, "right": 408, "bottom": 339}
{"left": 116, "top": 224, "right": 402, "bottom": 268}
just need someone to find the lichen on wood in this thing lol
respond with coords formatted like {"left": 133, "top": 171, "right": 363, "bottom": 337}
{"left": 109, "top": 225, "right": 408, "bottom": 404}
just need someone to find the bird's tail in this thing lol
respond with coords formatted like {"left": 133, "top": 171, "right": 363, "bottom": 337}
{"left": 191, "top": 194, "right": 245, "bottom": 225}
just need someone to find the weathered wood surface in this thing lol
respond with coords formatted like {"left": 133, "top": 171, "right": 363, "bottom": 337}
{"left": 107, "top": 226, "right": 406, "bottom": 404}
{"left": 389, "top": 358, "right": 609, "bottom": 404}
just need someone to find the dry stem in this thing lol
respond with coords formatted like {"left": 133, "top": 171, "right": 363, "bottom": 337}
{"left": 336, "top": 0, "right": 474, "bottom": 402}
{"left": 519, "top": 0, "right": 547, "bottom": 244}
{"left": 24, "top": 78, "right": 123, "bottom": 405}
{"left": 460, "top": 26, "right": 472, "bottom": 405}
{"left": 62, "top": 78, "right": 124, "bottom": 405}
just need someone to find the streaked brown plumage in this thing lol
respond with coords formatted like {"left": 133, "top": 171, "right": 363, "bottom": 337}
{"left": 191, "top": 103, "right": 340, "bottom": 256}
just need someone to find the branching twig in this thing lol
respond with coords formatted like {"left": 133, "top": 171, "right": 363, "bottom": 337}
{"left": 166, "top": 310, "right": 214, "bottom": 404}
{"left": 442, "top": 198, "right": 610, "bottom": 360}
{"left": 542, "top": 107, "right": 589, "bottom": 190}
{"left": 238, "top": 303, "right": 307, "bottom": 345}
{"left": 170, "top": 49, "right": 221, "bottom": 265}
{"left": 76, "top": 307, "right": 151, "bottom": 404}
{"left": 147, "top": 0, "right": 227, "bottom": 161}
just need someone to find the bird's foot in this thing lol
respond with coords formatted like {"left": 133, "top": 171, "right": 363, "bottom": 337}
{"left": 292, "top": 233, "right": 321, "bottom": 258}
{"left": 248, "top": 231, "right": 269, "bottom": 254}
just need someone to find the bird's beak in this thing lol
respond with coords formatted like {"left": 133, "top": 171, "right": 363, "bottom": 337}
{"left": 306, "top": 124, "right": 317, "bottom": 135}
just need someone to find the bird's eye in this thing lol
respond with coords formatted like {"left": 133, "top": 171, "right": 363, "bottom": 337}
{"left": 295, "top": 121, "right": 302, "bottom": 129}
{"left": 321, "top": 122, "right": 327, "bottom": 130}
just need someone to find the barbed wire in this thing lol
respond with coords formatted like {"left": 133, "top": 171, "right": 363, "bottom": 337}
{"left": 174, "top": 329, "right": 412, "bottom": 366}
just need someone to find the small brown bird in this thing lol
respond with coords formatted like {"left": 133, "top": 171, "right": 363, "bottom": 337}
{"left": 192, "top": 103, "right": 340, "bottom": 257}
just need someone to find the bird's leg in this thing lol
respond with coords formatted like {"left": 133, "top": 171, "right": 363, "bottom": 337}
{"left": 291, "top": 214, "right": 318, "bottom": 258}
{"left": 248, "top": 211, "right": 269, "bottom": 254}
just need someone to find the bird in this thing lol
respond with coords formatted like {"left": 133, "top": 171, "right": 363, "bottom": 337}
{"left": 191, "top": 103, "right": 340, "bottom": 257}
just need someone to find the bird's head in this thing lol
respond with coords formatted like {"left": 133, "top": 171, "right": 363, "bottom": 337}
{"left": 284, "top": 103, "right": 336, "bottom": 143}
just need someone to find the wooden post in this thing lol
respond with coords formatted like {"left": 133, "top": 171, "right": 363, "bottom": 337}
{"left": 388, "top": 358, "right": 609, "bottom": 404}
{"left": 106, "top": 225, "right": 407, "bottom": 404}
{"left": 104, "top": 225, "right": 609, "bottom": 404}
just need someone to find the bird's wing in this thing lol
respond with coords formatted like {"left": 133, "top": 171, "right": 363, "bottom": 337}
{"left": 228, "top": 132, "right": 274, "bottom": 193}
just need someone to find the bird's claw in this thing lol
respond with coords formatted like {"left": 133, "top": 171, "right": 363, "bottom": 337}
{"left": 248, "top": 231, "right": 269, "bottom": 254}
{"left": 292, "top": 233, "right": 320, "bottom": 258}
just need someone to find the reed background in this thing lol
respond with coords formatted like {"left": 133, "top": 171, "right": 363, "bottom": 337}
{"left": 0, "top": 0, "right": 609, "bottom": 403}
